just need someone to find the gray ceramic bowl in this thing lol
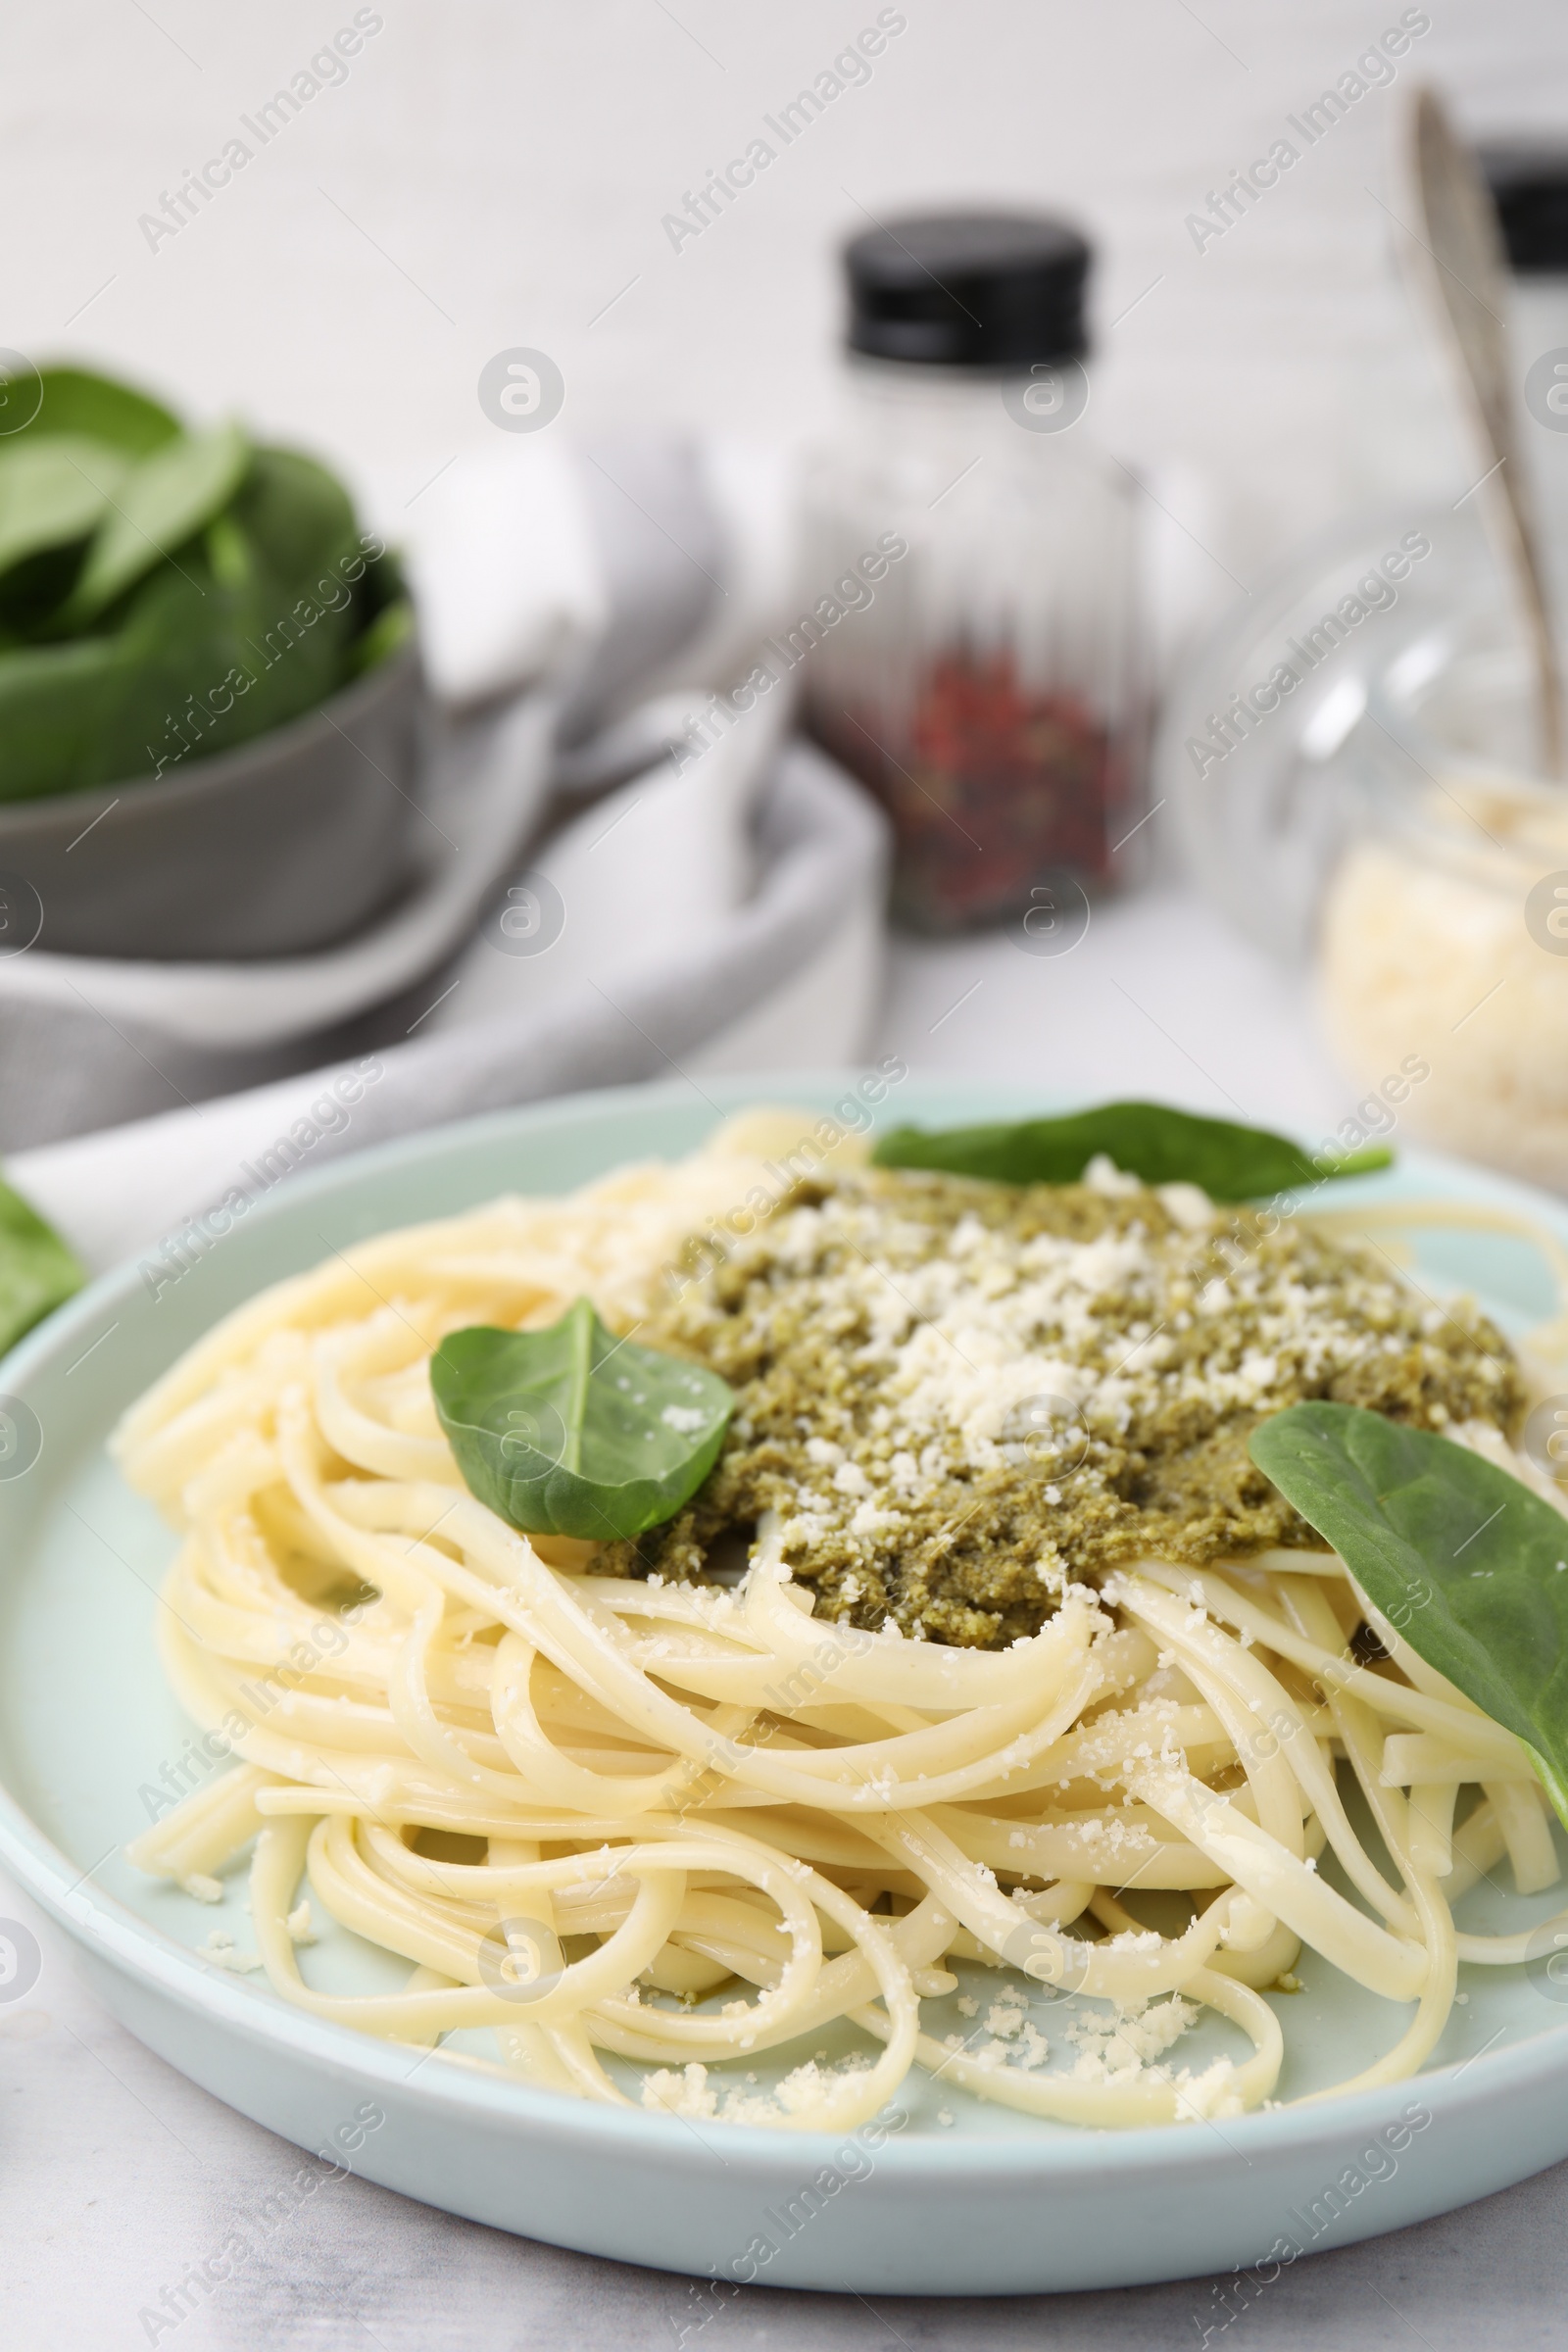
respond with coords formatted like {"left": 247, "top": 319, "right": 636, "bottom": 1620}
{"left": 0, "top": 640, "right": 425, "bottom": 961}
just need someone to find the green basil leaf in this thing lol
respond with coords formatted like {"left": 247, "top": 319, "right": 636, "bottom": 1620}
{"left": 0, "top": 1174, "right": 83, "bottom": 1356}
{"left": 431, "top": 1299, "right": 734, "bottom": 1543}
{"left": 872, "top": 1102, "right": 1392, "bottom": 1200}
{"left": 62, "top": 421, "right": 252, "bottom": 624}
{"left": 0, "top": 437, "right": 128, "bottom": 584}
{"left": 1249, "top": 1401, "right": 1568, "bottom": 1825}
{"left": 11, "top": 367, "right": 181, "bottom": 457}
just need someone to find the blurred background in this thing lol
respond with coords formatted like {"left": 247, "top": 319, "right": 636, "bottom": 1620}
{"left": 5, "top": 0, "right": 1568, "bottom": 1270}
{"left": 10, "top": 0, "right": 1536, "bottom": 555}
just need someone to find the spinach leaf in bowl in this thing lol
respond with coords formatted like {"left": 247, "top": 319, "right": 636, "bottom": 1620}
{"left": 228, "top": 445, "right": 358, "bottom": 587}
{"left": 24, "top": 367, "right": 180, "bottom": 457}
{"left": 59, "top": 420, "right": 251, "bottom": 626}
{"left": 0, "top": 438, "right": 129, "bottom": 589}
{"left": 0, "top": 363, "right": 408, "bottom": 801}
{"left": 0, "top": 525, "right": 366, "bottom": 802}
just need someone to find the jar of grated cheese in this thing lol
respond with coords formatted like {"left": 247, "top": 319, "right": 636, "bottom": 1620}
{"left": 1319, "top": 622, "right": 1568, "bottom": 1191}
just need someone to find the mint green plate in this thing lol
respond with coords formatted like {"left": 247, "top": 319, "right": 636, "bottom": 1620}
{"left": 3, "top": 1074, "right": 1568, "bottom": 2295}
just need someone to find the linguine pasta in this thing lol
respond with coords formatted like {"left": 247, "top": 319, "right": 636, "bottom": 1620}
{"left": 118, "top": 1112, "right": 1568, "bottom": 2132}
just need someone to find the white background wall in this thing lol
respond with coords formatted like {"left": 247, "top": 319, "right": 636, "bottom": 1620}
{"left": 8, "top": 0, "right": 1566, "bottom": 617}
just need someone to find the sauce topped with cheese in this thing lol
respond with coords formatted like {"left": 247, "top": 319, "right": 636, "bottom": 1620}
{"left": 603, "top": 1167, "right": 1517, "bottom": 1645}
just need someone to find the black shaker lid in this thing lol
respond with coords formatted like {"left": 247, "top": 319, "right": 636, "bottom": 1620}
{"left": 843, "top": 210, "right": 1091, "bottom": 368}
{"left": 1481, "top": 144, "right": 1568, "bottom": 273}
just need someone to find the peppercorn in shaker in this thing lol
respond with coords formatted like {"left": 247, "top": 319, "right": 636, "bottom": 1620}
{"left": 800, "top": 211, "right": 1145, "bottom": 931}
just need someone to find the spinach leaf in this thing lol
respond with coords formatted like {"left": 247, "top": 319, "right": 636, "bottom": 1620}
{"left": 16, "top": 367, "right": 180, "bottom": 457}
{"left": 0, "top": 539, "right": 357, "bottom": 802}
{"left": 1249, "top": 1401, "right": 1568, "bottom": 1825}
{"left": 345, "top": 591, "right": 415, "bottom": 678}
{"left": 0, "top": 368, "right": 393, "bottom": 800}
{"left": 0, "top": 438, "right": 128, "bottom": 585}
{"left": 431, "top": 1300, "right": 733, "bottom": 1543}
{"left": 228, "top": 446, "right": 358, "bottom": 586}
{"left": 872, "top": 1102, "right": 1392, "bottom": 1200}
{"left": 0, "top": 467, "right": 375, "bottom": 801}
{"left": 62, "top": 421, "right": 251, "bottom": 624}
{"left": 0, "top": 634, "right": 135, "bottom": 799}
{"left": 0, "top": 1175, "right": 83, "bottom": 1356}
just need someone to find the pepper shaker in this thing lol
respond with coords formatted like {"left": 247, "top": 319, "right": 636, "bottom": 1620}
{"left": 799, "top": 210, "right": 1145, "bottom": 933}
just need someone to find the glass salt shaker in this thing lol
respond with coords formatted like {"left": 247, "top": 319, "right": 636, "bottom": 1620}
{"left": 798, "top": 210, "right": 1145, "bottom": 933}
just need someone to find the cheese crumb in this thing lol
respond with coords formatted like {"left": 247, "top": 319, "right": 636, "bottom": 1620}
{"left": 197, "top": 1927, "right": 264, "bottom": 1973}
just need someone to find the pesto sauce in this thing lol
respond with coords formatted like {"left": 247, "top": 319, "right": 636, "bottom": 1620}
{"left": 596, "top": 1169, "right": 1518, "bottom": 1648}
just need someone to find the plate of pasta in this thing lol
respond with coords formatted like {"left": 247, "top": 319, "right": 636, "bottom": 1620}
{"left": 5, "top": 1073, "right": 1568, "bottom": 2296}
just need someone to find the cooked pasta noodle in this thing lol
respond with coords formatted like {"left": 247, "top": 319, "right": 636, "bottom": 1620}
{"left": 117, "top": 1112, "right": 1568, "bottom": 2132}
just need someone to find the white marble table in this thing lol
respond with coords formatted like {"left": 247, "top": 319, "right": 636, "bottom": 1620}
{"left": 874, "top": 884, "right": 1351, "bottom": 1139}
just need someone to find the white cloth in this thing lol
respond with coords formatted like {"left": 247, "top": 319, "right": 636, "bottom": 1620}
{"left": 408, "top": 443, "right": 609, "bottom": 710}
{"left": 8, "top": 742, "right": 885, "bottom": 1273}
